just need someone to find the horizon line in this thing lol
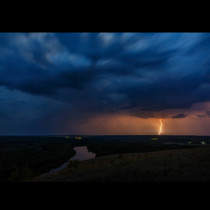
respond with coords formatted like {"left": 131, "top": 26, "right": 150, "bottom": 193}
{"left": 1, "top": 134, "right": 210, "bottom": 137}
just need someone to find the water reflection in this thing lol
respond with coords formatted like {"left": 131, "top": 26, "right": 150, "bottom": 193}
{"left": 42, "top": 146, "right": 95, "bottom": 176}
{"left": 71, "top": 146, "right": 96, "bottom": 161}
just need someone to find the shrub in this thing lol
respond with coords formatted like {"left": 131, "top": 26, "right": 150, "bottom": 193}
{"left": 67, "top": 160, "right": 80, "bottom": 169}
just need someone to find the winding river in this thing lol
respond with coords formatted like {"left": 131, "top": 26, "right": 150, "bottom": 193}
{"left": 42, "top": 146, "right": 96, "bottom": 176}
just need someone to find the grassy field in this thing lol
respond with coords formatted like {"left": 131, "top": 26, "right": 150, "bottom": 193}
{"left": 34, "top": 146, "right": 210, "bottom": 182}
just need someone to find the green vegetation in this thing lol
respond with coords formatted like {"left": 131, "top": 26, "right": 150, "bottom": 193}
{"left": 0, "top": 136, "right": 76, "bottom": 182}
{"left": 35, "top": 147, "right": 210, "bottom": 182}
{"left": 73, "top": 135, "right": 201, "bottom": 157}
{"left": 1, "top": 135, "right": 210, "bottom": 182}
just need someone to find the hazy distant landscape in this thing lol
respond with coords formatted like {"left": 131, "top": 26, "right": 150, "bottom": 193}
{"left": 1, "top": 135, "right": 210, "bottom": 182}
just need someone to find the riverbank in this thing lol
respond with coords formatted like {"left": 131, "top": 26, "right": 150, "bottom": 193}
{"left": 2, "top": 135, "right": 209, "bottom": 182}
{"left": 41, "top": 146, "right": 96, "bottom": 177}
{"left": 34, "top": 147, "right": 210, "bottom": 182}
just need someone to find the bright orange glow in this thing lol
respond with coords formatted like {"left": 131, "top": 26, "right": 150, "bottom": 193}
{"left": 159, "top": 119, "right": 163, "bottom": 135}
{"left": 65, "top": 102, "right": 210, "bottom": 135}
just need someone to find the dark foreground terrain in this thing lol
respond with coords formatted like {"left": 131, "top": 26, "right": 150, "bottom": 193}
{"left": 1, "top": 135, "right": 210, "bottom": 182}
{"left": 35, "top": 147, "right": 210, "bottom": 182}
{"left": 0, "top": 136, "right": 75, "bottom": 181}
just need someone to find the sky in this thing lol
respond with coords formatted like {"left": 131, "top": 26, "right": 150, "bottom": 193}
{"left": 1, "top": 32, "right": 210, "bottom": 135}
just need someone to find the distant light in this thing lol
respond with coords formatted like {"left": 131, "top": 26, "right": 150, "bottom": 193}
{"left": 152, "top": 138, "right": 159, "bottom": 141}
{"left": 65, "top": 136, "right": 70, "bottom": 139}
{"left": 201, "top": 141, "right": 206, "bottom": 145}
{"left": 75, "top": 136, "right": 82, "bottom": 140}
{"left": 188, "top": 141, "right": 192, "bottom": 144}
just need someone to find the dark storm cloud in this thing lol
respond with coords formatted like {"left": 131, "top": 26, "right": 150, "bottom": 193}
{"left": 0, "top": 33, "right": 175, "bottom": 97}
{"left": 1, "top": 33, "right": 210, "bottom": 134}
{"left": 206, "top": 111, "right": 210, "bottom": 116}
{"left": 172, "top": 113, "right": 187, "bottom": 119}
{"left": 196, "top": 111, "right": 210, "bottom": 119}
{"left": 187, "top": 33, "right": 210, "bottom": 54}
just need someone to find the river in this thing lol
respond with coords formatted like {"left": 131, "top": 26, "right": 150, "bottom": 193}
{"left": 42, "top": 146, "right": 96, "bottom": 176}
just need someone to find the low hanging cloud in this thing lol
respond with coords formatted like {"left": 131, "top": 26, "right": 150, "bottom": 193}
{"left": 197, "top": 115, "right": 206, "bottom": 118}
{"left": 172, "top": 113, "right": 187, "bottom": 119}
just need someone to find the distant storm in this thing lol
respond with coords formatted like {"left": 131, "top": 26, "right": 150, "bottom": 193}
{"left": 1, "top": 33, "right": 210, "bottom": 135}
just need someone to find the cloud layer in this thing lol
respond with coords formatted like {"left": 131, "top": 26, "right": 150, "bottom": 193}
{"left": 1, "top": 33, "right": 210, "bottom": 134}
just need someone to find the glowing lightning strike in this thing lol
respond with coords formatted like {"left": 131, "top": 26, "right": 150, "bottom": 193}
{"left": 159, "top": 119, "right": 163, "bottom": 135}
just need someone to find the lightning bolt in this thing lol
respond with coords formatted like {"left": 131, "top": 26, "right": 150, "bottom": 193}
{"left": 159, "top": 119, "right": 163, "bottom": 135}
